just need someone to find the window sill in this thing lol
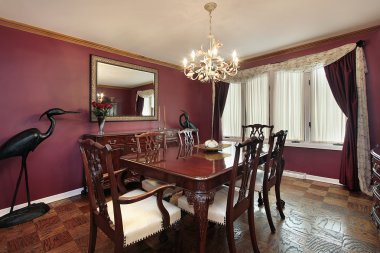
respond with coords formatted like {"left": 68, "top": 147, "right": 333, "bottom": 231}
{"left": 286, "top": 142, "right": 343, "bottom": 151}
{"left": 222, "top": 137, "right": 343, "bottom": 151}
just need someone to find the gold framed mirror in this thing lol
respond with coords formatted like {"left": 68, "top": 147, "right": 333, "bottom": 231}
{"left": 90, "top": 55, "right": 158, "bottom": 121}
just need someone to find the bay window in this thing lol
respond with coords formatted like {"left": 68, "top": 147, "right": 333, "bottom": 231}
{"left": 222, "top": 67, "right": 346, "bottom": 146}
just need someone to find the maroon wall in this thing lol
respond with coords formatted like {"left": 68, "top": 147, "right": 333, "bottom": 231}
{"left": 242, "top": 28, "right": 380, "bottom": 179}
{"left": 0, "top": 25, "right": 209, "bottom": 209}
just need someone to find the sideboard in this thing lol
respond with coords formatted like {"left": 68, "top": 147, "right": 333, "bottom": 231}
{"left": 371, "top": 146, "right": 380, "bottom": 230}
{"left": 81, "top": 128, "right": 179, "bottom": 191}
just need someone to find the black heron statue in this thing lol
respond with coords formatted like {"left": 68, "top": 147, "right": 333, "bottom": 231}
{"left": 179, "top": 110, "right": 197, "bottom": 130}
{"left": 0, "top": 108, "right": 78, "bottom": 228}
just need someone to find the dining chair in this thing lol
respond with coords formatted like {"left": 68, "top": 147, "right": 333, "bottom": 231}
{"left": 177, "top": 128, "right": 199, "bottom": 159}
{"left": 135, "top": 132, "right": 182, "bottom": 199}
{"left": 242, "top": 124, "right": 274, "bottom": 142}
{"left": 79, "top": 139, "right": 181, "bottom": 253}
{"left": 241, "top": 124, "right": 274, "bottom": 205}
{"left": 177, "top": 137, "right": 264, "bottom": 253}
{"left": 254, "top": 130, "right": 287, "bottom": 233}
{"left": 178, "top": 128, "right": 200, "bottom": 146}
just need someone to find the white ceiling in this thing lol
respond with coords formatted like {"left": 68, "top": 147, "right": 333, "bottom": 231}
{"left": 1, "top": 0, "right": 380, "bottom": 66}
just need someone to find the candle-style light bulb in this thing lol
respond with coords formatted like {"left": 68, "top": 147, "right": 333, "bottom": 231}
{"left": 183, "top": 58, "right": 188, "bottom": 67}
{"left": 191, "top": 50, "right": 196, "bottom": 61}
{"left": 232, "top": 50, "right": 238, "bottom": 64}
{"left": 212, "top": 47, "right": 218, "bottom": 57}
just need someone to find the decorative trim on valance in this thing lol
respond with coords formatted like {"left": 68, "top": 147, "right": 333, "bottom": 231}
{"left": 226, "top": 43, "right": 356, "bottom": 83}
{"left": 356, "top": 47, "right": 371, "bottom": 195}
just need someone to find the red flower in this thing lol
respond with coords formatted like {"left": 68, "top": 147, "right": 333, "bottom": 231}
{"left": 92, "top": 101, "right": 113, "bottom": 117}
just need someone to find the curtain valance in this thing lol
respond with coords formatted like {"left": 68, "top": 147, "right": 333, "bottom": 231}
{"left": 227, "top": 43, "right": 356, "bottom": 83}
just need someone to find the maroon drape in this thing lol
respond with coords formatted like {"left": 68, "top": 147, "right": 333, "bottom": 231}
{"left": 324, "top": 50, "right": 359, "bottom": 191}
{"left": 213, "top": 82, "right": 230, "bottom": 141}
{"left": 136, "top": 96, "right": 144, "bottom": 116}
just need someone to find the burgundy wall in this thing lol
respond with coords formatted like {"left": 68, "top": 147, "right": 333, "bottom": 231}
{"left": 242, "top": 28, "right": 380, "bottom": 179}
{"left": 0, "top": 25, "right": 209, "bottom": 209}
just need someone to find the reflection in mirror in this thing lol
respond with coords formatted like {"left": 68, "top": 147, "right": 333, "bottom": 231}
{"left": 90, "top": 55, "right": 158, "bottom": 121}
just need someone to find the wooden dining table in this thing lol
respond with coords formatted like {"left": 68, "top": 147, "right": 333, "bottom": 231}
{"left": 120, "top": 142, "right": 265, "bottom": 253}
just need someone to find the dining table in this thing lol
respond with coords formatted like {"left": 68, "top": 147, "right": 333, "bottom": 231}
{"left": 120, "top": 141, "right": 268, "bottom": 253}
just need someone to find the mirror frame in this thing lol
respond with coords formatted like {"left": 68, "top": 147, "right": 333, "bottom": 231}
{"left": 90, "top": 55, "right": 158, "bottom": 122}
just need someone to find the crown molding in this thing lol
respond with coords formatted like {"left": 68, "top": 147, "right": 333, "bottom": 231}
{"left": 0, "top": 17, "right": 182, "bottom": 70}
{"left": 2, "top": 17, "right": 378, "bottom": 71}
{"left": 241, "top": 25, "right": 380, "bottom": 66}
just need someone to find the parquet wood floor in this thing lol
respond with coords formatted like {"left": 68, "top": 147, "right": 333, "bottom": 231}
{"left": 1, "top": 177, "right": 379, "bottom": 252}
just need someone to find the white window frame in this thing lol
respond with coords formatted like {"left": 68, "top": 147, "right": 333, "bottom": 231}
{"left": 222, "top": 70, "right": 344, "bottom": 151}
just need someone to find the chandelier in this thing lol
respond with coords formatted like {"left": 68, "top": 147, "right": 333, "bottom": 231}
{"left": 182, "top": 2, "right": 239, "bottom": 84}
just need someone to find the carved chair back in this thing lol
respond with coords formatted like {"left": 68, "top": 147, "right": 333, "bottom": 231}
{"left": 242, "top": 124, "right": 274, "bottom": 142}
{"left": 78, "top": 139, "right": 122, "bottom": 238}
{"left": 263, "top": 130, "right": 288, "bottom": 189}
{"left": 178, "top": 128, "right": 200, "bottom": 146}
{"left": 135, "top": 132, "right": 166, "bottom": 163}
{"left": 228, "top": 137, "right": 263, "bottom": 208}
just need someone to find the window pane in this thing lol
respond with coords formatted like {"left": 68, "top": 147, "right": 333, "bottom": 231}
{"left": 311, "top": 68, "right": 346, "bottom": 143}
{"left": 246, "top": 73, "right": 269, "bottom": 124}
{"left": 273, "top": 71, "right": 304, "bottom": 141}
{"left": 245, "top": 73, "right": 270, "bottom": 137}
{"left": 222, "top": 83, "right": 242, "bottom": 137}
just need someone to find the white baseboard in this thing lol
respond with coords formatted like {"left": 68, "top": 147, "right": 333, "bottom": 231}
{"left": 283, "top": 170, "right": 341, "bottom": 185}
{"left": 0, "top": 187, "right": 83, "bottom": 217}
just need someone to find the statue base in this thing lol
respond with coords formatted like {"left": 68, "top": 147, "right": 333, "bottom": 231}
{"left": 0, "top": 202, "right": 50, "bottom": 228}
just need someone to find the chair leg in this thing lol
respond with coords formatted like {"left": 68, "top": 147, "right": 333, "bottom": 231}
{"left": 275, "top": 159, "right": 286, "bottom": 220}
{"left": 226, "top": 220, "right": 236, "bottom": 253}
{"left": 263, "top": 190, "right": 275, "bottom": 233}
{"left": 258, "top": 192, "right": 263, "bottom": 206}
{"left": 248, "top": 205, "right": 260, "bottom": 253}
{"left": 275, "top": 184, "right": 285, "bottom": 220}
{"left": 88, "top": 216, "right": 97, "bottom": 253}
{"left": 174, "top": 221, "right": 182, "bottom": 252}
{"left": 159, "top": 231, "right": 169, "bottom": 243}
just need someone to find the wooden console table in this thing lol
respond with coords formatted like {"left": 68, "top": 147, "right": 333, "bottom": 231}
{"left": 371, "top": 146, "right": 380, "bottom": 230}
{"left": 81, "top": 128, "right": 179, "bottom": 191}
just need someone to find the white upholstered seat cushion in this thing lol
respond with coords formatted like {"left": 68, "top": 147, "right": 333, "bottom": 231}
{"left": 234, "top": 169, "right": 264, "bottom": 192}
{"left": 177, "top": 186, "right": 239, "bottom": 225}
{"left": 106, "top": 189, "right": 181, "bottom": 246}
{"left": 142, "top": 178, "right": 181, "bottom": 198}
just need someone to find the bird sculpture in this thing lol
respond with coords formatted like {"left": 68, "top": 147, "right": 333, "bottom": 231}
{"left": 179, "top": 110, "right": 197, "bottom": 130}
{"left": 0, "top": 108, "right": 78, "bottom": 228}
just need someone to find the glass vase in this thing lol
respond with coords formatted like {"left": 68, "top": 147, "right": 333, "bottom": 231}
{"left": 97, "top": 116, "right": 106, "bottom": 135}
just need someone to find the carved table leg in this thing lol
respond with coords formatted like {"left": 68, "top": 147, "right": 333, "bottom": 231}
{"left": 185, "top": 191, "right": 215, "bottom": 253}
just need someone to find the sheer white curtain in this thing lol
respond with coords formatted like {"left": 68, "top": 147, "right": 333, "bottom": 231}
{"left": 273, "top": 71, "right": 304, "bottom": 141}
{"left": 246, "top": 73, "right": 269, "bottom": 125}
{"left": 137, "top": 89, "right": 154, "bottom": 116}
{"left": 222, "top": 83, "right": 241, "bottom": 137}
{"left": 141, "top": 94, "right": 154, "bottom": 116}
{"left": 311, "top": 68, "right": 346, "bottom": 143}
{"left": 245, "top": 73, "right": 271, "bottom": 138}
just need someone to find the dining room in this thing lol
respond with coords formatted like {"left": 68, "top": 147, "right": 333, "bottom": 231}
{"left": 0, "top": 0, "right": 380, "bottom": 252}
